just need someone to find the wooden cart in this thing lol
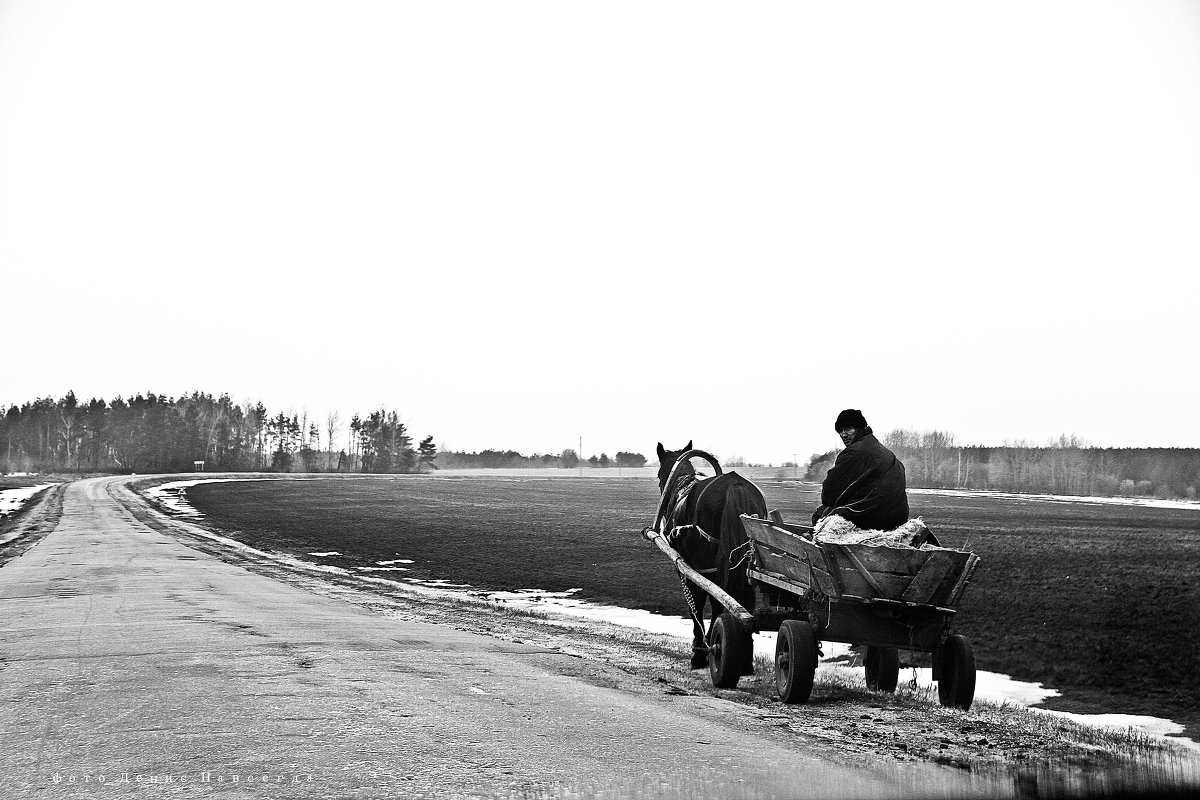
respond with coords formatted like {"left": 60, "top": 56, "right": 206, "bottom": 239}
{"left": 642, "top": 451, "right": 981, "bottom": 708}
{"left": 737, "top": 514, "right": 981, "bottom": 709}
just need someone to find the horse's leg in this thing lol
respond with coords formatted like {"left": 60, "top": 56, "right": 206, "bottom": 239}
{"left": 684, "top": 580, "right": 709, "bottom": 668}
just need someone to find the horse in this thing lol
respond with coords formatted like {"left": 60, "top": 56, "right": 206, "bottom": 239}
{"left": 655, "top": 441, "right": 768, "bottom": 670}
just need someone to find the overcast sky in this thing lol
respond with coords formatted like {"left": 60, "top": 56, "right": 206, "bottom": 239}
{"left": 2, "top": 1, "right": 1198, "bottom": 465}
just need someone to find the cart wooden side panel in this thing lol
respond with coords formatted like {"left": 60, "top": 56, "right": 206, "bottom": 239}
{"left": 741, "top": 519, "right": 841, "bottom": 598}
{"left": 741, "top": 515, "right": 979, "bottom": 607}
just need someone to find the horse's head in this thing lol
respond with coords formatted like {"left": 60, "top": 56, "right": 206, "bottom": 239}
{"left": 656, "top": 440, "right": 693, "bottom": 493}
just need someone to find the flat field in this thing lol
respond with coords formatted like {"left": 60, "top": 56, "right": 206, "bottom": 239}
{"left": 187, "top": 473, "right": 1200, "bottom": 737}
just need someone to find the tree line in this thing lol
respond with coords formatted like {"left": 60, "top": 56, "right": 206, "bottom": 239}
{"left": 0, "top": 391, "right": 437, "bottom": 475}
{"left": 0, "top": 390, "right": 652, "bottom": 476}
{"left": 805, "top": 429, "right": 1200, "bottom": 500}
{"left": 436, "top": 449, "right": 648, "bottom": 469}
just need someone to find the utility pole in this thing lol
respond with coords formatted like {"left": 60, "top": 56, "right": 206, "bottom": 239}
{"left": 794, "top": 453, "right": 798, "bottom": 479}
{"left": 579, "top": 435, "right": 583, "bottom": 477}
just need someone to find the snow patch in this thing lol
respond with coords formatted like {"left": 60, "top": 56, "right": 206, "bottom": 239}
{"left": 0, "top": 483, "right": 58, "bottom": 545}
{"left": 1034, "top": 710, "right": 1192, "bottom": 742}
{"left": 144, "top": 478, "right": 270, "bottom": 519}
{"left": 0, "top": 483, "right": 57, "bottom": 519}
{"left": 911, "top": 487, "right": 1200, "bottom": 512}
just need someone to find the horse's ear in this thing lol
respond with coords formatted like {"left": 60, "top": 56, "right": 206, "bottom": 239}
{"left": 656, "top": 442, "right": 666, "bottom": 459}
{"left": 685, "top": 440, "right": 693, "bottom": 452}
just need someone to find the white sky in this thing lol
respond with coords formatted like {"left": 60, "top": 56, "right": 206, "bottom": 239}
{"left": 2, "top": 1, "right": 1198, "bottom": 465}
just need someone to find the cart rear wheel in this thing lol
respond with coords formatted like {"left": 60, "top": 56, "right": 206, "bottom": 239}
{"left": 864, "top": 646, "right": 900, "bottom": 693}
{"left": 708, "top": 613, "right": 749, "bottom": 689}
{"left": 937, "top": 635, "right": 976, "bottom": 710}
{"left": 775, "top": 620, "right": 817, "bottom": 704}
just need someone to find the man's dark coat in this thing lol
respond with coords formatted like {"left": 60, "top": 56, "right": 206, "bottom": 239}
{"left": 819, "top": 431, "right": 909, "bottom": 530}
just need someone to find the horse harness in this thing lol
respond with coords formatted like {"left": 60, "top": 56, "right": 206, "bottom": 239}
{"left": 660, "top": 469, "right": 731, "bottom": 652}
{"left": 663, "top": 472, "right": 720, "bottom": 575}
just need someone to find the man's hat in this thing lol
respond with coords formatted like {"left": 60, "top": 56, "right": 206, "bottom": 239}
{"left": 834, "top": 409, "right": 868, "bottom": 431}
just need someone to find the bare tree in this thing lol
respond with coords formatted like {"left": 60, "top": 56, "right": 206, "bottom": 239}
{"left": 325, "top": 410, "right": 341, "bottom": 470}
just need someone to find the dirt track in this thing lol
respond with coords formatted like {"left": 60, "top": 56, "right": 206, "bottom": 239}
{"left": 1, "top": 476, "right": 1196, "bottom": 798}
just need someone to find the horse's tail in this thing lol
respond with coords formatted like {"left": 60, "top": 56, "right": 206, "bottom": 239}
{"left": 719, "top": 477, "right": 768, "bottom": 610}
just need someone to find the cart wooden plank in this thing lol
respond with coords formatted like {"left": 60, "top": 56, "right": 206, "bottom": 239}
{"left": 838, "top": 544, "right": 886, "bottom": 597}
{"left": 827, "top": 565, "right": 911, "bottom": 599}
{"left": 748, "top": 520, "right": 812, "bottom": 554}
{"left": 806, "top": 563, "right": 838, "bottom": 597}
{"left": 901, "top": 550, "right": 958, "bottom": 604}
{"left": 751, "top": 546, "right": 812, "bottom": 586}
{"left": 747, "top": 568, "right": 809, "bottom": 595}
{"left": 947, "top": 552, "right": 981, "bottom": 605}
{"left": 769, "top": 519, "right": 815, "bottom": 539}
{"left": 837, "top": 543, "right": 971, "bottom": 577}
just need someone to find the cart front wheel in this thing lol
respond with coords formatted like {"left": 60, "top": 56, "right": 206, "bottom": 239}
{"left": 708, "top": 613, "right": 750, "bottom": 689}
{"left": 937, "top": 635, "right": 976, "bottom": 710}
{"left": 864, "top": 646, "right": 900, "bottom": 693}
{"left": 775, "top": 620, "right": 817, "bottom": 704}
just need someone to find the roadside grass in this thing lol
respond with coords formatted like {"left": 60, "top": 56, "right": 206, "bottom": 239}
{"left": 969, "top": 698, "right": 1168, "bottom": 754}
{"left": 731, "top": 651, "right": 1190, "bottom": 761}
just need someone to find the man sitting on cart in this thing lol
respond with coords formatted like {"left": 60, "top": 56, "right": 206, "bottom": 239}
{"left": 812, "top": 409, "right": 909, "bottom": 531}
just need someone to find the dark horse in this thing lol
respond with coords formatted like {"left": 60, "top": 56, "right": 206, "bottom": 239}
{"left": 656, "top": 441, "right": 768, "bottom": 670}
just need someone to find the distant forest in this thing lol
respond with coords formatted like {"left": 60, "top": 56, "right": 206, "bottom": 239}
{"left": 438, "top": 449, "right": 647, "bottom": 470}
{"left": 0, "top": 391, "right": 648, "bottom": 476}
{"left": 805, "top": 430, "right": 1200, "bottom": 500}
{"left": 0, "top": 391, "right": 435, "bottom": 475}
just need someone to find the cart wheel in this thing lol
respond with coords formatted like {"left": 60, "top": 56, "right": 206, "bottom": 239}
{"left": 937, "top": 635, "right": 976, "bottom": 710}
{"left": 775, "top": 620, "right": 817, "bottom": 704}
{"left": 864, "top": 646, "right": 900, "bottom": 693}
{"left": 708, "top": 613, "right": 749, "bottom": 689}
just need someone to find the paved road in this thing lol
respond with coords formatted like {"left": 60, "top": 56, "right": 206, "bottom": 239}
{"left": 0, "top": 477, "right": 1003, "bottom": 798}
